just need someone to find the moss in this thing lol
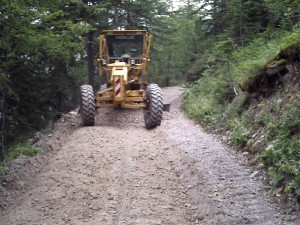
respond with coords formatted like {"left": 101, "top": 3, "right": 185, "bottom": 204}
{"left": 267, "top": 59, "right": 287, "bottom": 68}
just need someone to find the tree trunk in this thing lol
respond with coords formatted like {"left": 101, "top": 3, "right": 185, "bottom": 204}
{"left": 86, "top": 31, "right": 95, "bottom": 89}
{"left": 0, "top": 88, "right": 7, "bottom": 162}
{"left": 166, "top": 50, "right": 171, "bottom": 86}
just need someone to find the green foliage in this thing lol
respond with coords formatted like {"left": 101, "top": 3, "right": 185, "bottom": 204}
{"left": 5, "top": 142, "right": 40, "bottom": 162}
{"left": 224, "top": 93, "right": 250, "bottom": 119}
{"left": 148, "top": 2, "right": 202, "bottom": 85}
{"left": 186, "top": 37, "right": 237, "bottom": 83}
{"left": 183, "top": 27, "right": 300, "bottom": 125}
{"left": 0, "top": 0, "right": 103, "bottom": 159}
{"left": 0, "top": 0, "right": 183, "bottom": 162}
{"left": 263, "top": 103, "right": 300, "bottom": 138}
{"left": 227, "top": 118, "right": 251, "bottom": 147}
{"left": 203, "top": 0, "right": 270, "bottom": 46}
{"left": 0, "top": 165, "right": 5, "bottom": 178}
{"left": 182, "top": 69, "right": 232, "bottom": 127}
{"left": 223, "top": 99, "right": 254, "bottom": 147}
{"left": 0, "top": 0, "right": 299, "bottom": 198}
{"left": 261, "top": 137, "right": 300, "bottom": 194}
{"left": 182, "top": 14, "right": 300, "bottom": 197}
{"left": 0, "top": 141, "right": 40, "bottom": 178}
{"left": 257, "top": 103, "right": 300, "bottom": 195}
{"left": 230, "top": 28, "right": 300, "bottom": 82}
{"left": 264, "top": 0, "right": 300, "bottom": 29}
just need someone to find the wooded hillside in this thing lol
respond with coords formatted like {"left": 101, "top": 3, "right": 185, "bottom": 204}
{"left": 0, "top": 0, "right": 169, "bottom": 160}
{"left": 1, "top": 0, "right": 300, "bottom": 199}
{"left": 180, "top": 0, "right": 300, "bottom": 199}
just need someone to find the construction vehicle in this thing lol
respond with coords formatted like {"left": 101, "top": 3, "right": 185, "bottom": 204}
{"left": 80, "top": 30, "right": 164, "bottom": 129}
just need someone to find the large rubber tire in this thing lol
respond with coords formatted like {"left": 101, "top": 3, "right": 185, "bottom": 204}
{"left": 80, "top": 85, "right": 95, "bottom": 126}
{"left": 144, "top": 84, "right": 163, "bottom": 129}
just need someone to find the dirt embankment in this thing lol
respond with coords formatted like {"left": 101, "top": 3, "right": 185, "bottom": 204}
{"left": 0, "top": 86, "right": 299, "bottom": 225}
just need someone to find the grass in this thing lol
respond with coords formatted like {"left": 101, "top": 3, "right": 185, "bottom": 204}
{"left": 0, "top": 141, "right": 40, "bottom": 178}
{"left": 182, "top": 27, "right": 300, "bottom": 197}
{"left": 260, "top": 103, "right": 300, "bottom": 194}
{"left": 5, "top": 142, "right": 40, "bottom": 161}
{"left": 227, "top": 118, "right": 252, "bottom": 147}
{"left": 230, "top": 28, "right": 300, "bottom": 83}
{"left": 261, "top": 136, "right": 300, "bottom": 195}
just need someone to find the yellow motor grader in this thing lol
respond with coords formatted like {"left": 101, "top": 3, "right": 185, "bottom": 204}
{"left": 80, "top": 30, "right": 164, "bottom": 129}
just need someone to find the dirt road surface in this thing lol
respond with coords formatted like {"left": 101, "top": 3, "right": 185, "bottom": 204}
{"left": 0, "top": 86, "right": 299, "bottom": 225}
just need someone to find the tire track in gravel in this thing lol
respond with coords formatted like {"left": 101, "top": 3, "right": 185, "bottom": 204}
{"left": 0, "top": 86, "right": 299, "bottom": 225}
{"left": 0, "top": 114, "right": 197, "bottom": 224}
{"left": 162, "top": 87, "right": 299, "bottom": 225}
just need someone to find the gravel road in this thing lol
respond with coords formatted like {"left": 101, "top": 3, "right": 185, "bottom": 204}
{"left": 0, "top": 86, "right": 299, "bottom": 225}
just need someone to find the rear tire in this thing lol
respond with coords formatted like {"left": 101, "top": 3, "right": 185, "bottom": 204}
{"left": 144, "top": 84, "right": 163, "bottom": 129}
{"left": 80, "top": 85, "right": 95, "bottom": 126}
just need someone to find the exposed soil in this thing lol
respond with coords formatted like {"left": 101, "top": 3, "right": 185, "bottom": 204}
{"left": 0, "top": 86, "right": 299, "bottom": 225}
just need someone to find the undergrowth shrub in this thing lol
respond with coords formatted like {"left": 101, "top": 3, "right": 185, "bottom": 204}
{"left": 5, "top": 141, "right": 39, "bottom": 162}
{"left": 227, "top": 118, "right": 251, "bottom": 147}
{"left": 226, "top": 106, "right": 255, "bottom": 145}
{"left": 260, "top": 103, "right": 300, "bottom": 195}
{"left": 221, "top": 93, "right": 250, "bottom": 122}
{"left": 182, "top": 85, "right": 223, "bottom": 126}
{"left": 262, "top": 136, "right": 300, "bottom": 195}
{"left": 182, "top": 28, "right": 300, "bottom": 197}
{"left": 0, "top": 141, "right": 40, "bottom": 178}
{"left": 231, "top": 28, "right": 300, "bottom": 82}
{"left": 182, "top": 68, "right": 232, "bottom": 127}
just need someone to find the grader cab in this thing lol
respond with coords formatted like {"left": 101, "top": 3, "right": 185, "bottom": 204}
{"left": 80, "top": 30, "right": 164, "bottom": 129}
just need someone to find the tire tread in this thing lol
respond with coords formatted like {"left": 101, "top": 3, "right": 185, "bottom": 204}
{"left": 144, "top": 84, "right": 163, "bottom": 129}
{"left": 80, "top": 85, "right": 95, "bottom": 126}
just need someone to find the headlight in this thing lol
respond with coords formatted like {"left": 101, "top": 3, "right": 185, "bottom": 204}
{"left": 130, "top": 59, "right": 135, "bottom": 65}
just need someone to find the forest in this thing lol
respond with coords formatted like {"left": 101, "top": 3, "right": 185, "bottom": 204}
{"left": 1, "top": 0, "right": 300, "bottom": 197}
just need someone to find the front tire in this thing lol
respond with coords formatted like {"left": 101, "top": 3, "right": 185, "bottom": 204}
{"left": 80, "top": 85, "right": 95, "bottom": 126}
{"left": 144, "top": 84, "right": 163, "bottom": 129}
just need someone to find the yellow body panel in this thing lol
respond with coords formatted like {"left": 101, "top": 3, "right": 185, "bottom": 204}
{"left": 96, "top": 30, "right": 152, "bottom": 109}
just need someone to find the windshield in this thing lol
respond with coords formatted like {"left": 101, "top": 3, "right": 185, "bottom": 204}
{"left": 106, "top": 35, "right": 144, "bottom": 58}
